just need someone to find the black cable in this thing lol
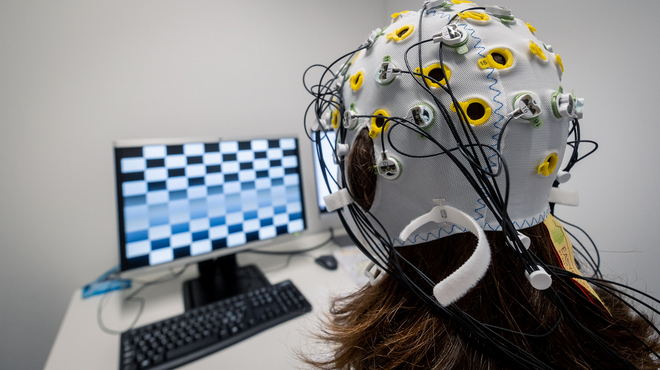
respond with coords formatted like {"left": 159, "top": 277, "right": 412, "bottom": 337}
{"left": 554, "top": 215, "right": 601, "bottom": 277}
{"left": 301, "top": 5, "right": 654, "bottom": 369}
{"left": 403, "top": 37, "right": 531, "bottom": 269}
{"left": 563, "top": 227, "right": 601, "bottom": 278}
{"left": 548, "top": 267, "right": 660, "bottom": 360}
{"left": 570, "top": 241, "right": 599, "bottom": 277}
{"left": 484, "top": 314, "right": 563, "bottom": 338}
{"left": 97, "top": 264, "right": 190, "bottom": 335}
{"left": 542, "top": 283, "right": 640, "bottom": 369}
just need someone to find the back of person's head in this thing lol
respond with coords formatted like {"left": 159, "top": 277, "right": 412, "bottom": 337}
{"left": 303, "top": 2, "right": 660, "bottom": 369}
{"left": 312, "top": 222, "right": 660, "bottom": 369}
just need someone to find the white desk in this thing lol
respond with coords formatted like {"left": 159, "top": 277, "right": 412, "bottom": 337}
{"left": 45, "top": 243, "right": 359, "bottom": 370}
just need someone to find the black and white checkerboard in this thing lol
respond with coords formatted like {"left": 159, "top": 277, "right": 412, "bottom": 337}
{"left": 115, "top": 138, "right": 304, "bottom": 270}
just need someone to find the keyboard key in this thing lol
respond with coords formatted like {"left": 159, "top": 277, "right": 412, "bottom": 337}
{"left": 166, "top": 335, "right": 218, "bottom": 361}
{"left": 153, "top": 354, "right": 164, "bottom": 364}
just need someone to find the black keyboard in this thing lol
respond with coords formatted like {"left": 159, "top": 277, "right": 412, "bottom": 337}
{"left": 118, "top": 280, "right": 312, "bottom": 370}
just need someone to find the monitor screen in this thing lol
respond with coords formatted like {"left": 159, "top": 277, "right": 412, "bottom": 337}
{"left": 311, "top": 131, "right": 339, "bottom": 213}
{"left": 114, "top": 137, "right": 306, "bottom": 272}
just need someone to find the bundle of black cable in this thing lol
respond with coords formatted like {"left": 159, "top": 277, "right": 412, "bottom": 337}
{"left": 303, "top": 129, "right": 660, "bottom": 370}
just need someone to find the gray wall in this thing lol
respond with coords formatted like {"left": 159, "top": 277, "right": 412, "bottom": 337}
{"left": 2, "top": 1, "right": 659, "bottom": 369}
{"left": 0, "top": 1, "right": 383, "bottom": 369}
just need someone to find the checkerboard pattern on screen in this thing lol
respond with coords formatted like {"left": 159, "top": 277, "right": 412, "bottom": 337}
{"left": 116, "top": 138, "right": 305, "bottom": 270}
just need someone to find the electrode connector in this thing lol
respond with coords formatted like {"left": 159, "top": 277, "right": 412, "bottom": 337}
{"left": 433, "top": 24, "right": 469, "bottom": 54}
{"left": 375, "top": 62, "right": 401, "bottom": 85}
{"left": 377, "top": 151, "right": 402, "bottom": 180}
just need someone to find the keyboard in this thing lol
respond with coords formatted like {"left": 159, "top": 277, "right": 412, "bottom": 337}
{"left": 118, "top": 280, "right": 312, "bottom": 370}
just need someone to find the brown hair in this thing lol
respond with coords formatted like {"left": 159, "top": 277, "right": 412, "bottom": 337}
{"left": 347, "top": 128, "right": 377, "bottom": 210}
{"left": 305, "top": 133, "right": 660, "bottom": 369}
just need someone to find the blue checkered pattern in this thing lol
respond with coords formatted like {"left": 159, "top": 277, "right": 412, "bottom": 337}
{"left": 116, "top": 138, "right": 304, "bottom": 270}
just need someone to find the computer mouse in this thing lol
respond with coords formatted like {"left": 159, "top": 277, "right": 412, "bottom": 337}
{"left": 314, "top": 255, "right": 338, "bottom": 270}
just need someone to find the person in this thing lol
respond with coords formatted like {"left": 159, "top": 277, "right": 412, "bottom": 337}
{"left": 303, "top": 2, "right": 660, "bottom": 369}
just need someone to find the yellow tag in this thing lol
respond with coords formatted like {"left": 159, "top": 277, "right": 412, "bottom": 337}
{"left": 350, "top": 71, "right": 364, "bottom": 91}
{"left": 537, "top": 153, "right": 558, "bottom": 177}
{"left": 529, "top": 41, "right": 547, "bottom": 61}
{"left": 331, "top": 110, "right": 339, "bottom": 129}
{"left": 538, "top": 162, "right": 551, "bottom": 177}
{"left": 543, "top": 214, "right": 611, "bottom": 315}
{"left": 527, "top": 22, "right": 537, "bottom": 34}
{"left": 391, "top": 10, "right": 409, "bottom": 19}
{"left": 391, "top": 25, "right": 414, "bottom": 42}
{"left": 458, "top": 10, "right": 490, "bottom": 21}
{"left": 478, "top": 58, "right": 490, "bottom": 69}
{"left": 556, "top": 54, "right": 565, "bottom": 73}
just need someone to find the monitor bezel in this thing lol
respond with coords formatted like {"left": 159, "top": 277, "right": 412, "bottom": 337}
{"left": 310, "top": 129, "right": 340, "bottom": 215}
{"left": 114, "top": 135, "right": 307, "bottom": 278}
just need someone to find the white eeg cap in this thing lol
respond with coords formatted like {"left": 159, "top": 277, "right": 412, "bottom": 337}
{"left": 337, "top": 2, "right": 577, "bottom": 249}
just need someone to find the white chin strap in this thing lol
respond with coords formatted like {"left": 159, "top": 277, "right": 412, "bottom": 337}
{"left": 399, "top": 204, "right": 491, "bottom": 307}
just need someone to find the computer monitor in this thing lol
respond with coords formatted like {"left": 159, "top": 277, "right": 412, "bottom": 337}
{"left": 114, "top": 136, "right": 306, "bottom": 309}
{"left": 311, "top": 130, "right": 339, "bottom": 213}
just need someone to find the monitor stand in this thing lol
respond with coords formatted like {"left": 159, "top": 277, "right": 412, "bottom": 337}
{"left": 332, "top": 232, "right": 355, "bottom": 247}
{"left": 182, "top": 254, "right": 270, "bottom": 311}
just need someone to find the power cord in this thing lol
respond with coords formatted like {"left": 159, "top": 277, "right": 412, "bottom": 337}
{"left": 97, "top": 230, "right": 335, "bottom": 334}
{"left": 97, "top": 264, "right": 189, "bottom": 335}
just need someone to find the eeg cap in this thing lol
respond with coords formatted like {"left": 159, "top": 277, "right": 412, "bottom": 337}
{"left": 323, "top": 1, "right": 583, "bottom": 305}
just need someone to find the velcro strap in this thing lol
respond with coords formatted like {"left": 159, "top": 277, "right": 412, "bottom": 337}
{"left": 324, "top": 188, "right": 353, "bottom": 212}
{"left": 549, "top": 188, "right": 579, "bottom": 206}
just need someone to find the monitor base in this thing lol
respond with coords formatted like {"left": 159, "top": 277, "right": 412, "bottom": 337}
{"left": 182, "top": 254, "right": 270, "bottom": 311}
{"left": 333, "top": 232, "right": 355, "bottom": 247}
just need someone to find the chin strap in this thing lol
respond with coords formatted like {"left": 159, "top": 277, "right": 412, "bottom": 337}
{"left": 399, "top": 202, "right": 491, "bottom": 306}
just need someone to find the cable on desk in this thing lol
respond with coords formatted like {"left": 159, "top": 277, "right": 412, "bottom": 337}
{"left": 97, "top": 264, "right": 189, "bottom": 335}
{"left": 97, "top": 230, "right": 335, "bottom": 334}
